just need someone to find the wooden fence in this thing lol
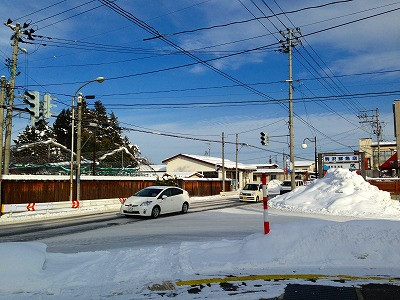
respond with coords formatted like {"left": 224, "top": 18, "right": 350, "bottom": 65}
{"left": 368, "top": 179, "right": 400, "bottom": 195}
{"left": 0, "top": 176, "right": 232, "bottom": 205}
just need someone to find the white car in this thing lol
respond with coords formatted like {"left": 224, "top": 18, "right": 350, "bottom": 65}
{"left": 239, "top": 183, "right": 264, "bottom": 202}
{"left": 120, "top": 186, "right": 190, "bottom": 218}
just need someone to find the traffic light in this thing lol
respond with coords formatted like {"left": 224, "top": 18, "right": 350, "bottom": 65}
{"left": 260, "top": 132, "right": 269, "bottom": 146}
{"left": 24, "top": 91, "right": 40, "bottom": 126}
{"left": 42, "top": 93, "right": 57, "bottom": 119}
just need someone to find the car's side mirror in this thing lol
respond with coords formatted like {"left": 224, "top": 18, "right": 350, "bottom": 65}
{"left": 162, "top": 195, "right": 168, "bottom": 200}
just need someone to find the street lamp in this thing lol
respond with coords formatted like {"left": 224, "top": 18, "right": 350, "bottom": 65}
{"left": 301, "top": 137, "right": 318, "bottom": 178}
{"left": 69, "top": 77, "right": 105, "bottom": 203}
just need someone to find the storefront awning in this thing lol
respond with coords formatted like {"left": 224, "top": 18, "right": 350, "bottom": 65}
{"left": 380, "top": 152, "right": 398, "bottom": 170}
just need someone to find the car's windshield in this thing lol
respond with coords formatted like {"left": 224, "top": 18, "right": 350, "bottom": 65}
{"left": 134, "top": 188, "right": 163, "bottom": 197}
{"left": 243, "top": 184, "right": 259, "bottom": 191}
{"left": 281, "top": 181, "right": 291, "bottom": 187}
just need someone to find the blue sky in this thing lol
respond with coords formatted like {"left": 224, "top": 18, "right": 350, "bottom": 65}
{"left": 1, "top": 0, "right": 400, "bottom": 164}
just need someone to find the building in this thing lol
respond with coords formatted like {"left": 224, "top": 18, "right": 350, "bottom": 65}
{"left": 250, "top": 163, "right": 285, "bottom": 183}
{"left": 162, "top": 153, "right": 256, "bottom": 189}
{"left": 359, "top": 138, "right": 396, "bottom": 176}
{"left": 294, "top": 160, "right": 316, "bottom": 179}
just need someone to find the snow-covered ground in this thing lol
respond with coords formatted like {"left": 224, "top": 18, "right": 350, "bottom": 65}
{"left": 1, "top": 168, "right": 400, "bottom": 299}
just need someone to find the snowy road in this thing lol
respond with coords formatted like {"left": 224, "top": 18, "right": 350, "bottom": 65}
{"left": 1, "top": 198, "right": 356, "bottom": 254}
{"left": 0, "top": 197, "right": 256, "bottom": 250}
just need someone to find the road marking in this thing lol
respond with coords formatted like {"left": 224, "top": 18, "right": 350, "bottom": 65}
{"left": 176, "top": 274, "right": 400, "bottom": 286}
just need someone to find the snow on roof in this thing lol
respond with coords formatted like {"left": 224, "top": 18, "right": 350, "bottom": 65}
{"left": 163, "top": 153, "right": 256, "bottom": 170}
{"left": 371, "top": 141, "right": 396, "bottom": 146}
{"left": 150, "top": 165, "right": 166, "bottom": 172}
{"left": 163, "top": 171, "right": 203, "bottom": 179}
{"left": 247, "top": 163, "right": 279, "bottom": 169}
{"left": 253, "top": 168, "right": 284, "bottom": 174}
{"left": 295, "top": 160, "right": 314, "bottom": 167}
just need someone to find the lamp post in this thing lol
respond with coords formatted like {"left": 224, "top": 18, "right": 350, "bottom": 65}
{"left": 69, "top": 77, "right": 105, "bottom": 203}
{"left": 301, "top": 137, "right": 317, "bottom": 178}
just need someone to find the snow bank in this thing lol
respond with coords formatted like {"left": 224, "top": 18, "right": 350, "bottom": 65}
{"left": 0, "top": 243, "right": 47, "bottom": 291}
{"left": 1, "top": 218, "right": 400, "bottom": 296}
{"left": 270, "top": 168, "right": 400, "bottom": 219}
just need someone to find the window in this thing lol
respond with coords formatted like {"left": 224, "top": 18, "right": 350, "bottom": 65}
{"left": 171, "top": 188, "right": 183, "bottom": 196}
{"left": 158, "top": 188, "right": 172, "bottom": 199}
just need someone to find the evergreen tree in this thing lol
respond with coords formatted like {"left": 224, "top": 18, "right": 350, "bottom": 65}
{"left": 53, "top": 108, "right": 72, "bottom": 149}
{"left": 52, "top": 99, "right": 145, "bottom": 168}
{"left": 13, "top": 119, "right": 57, "bottom": 164}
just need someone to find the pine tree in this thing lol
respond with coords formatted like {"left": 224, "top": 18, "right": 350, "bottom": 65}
{"left": 13, "top": 119, "right": 57, "bottom": 164}
{"left": 53, "top": 108, "right": 72, "bottom": 149}
{"left": 52, "top": 99, "right": 145, "bottom": 169}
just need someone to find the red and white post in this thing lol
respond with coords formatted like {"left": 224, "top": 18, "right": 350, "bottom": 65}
{"left": 262, "top": 173, "right": 270, "bottom": 234}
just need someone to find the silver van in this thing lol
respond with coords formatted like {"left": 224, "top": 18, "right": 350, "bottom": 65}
{"left": 280, "top": 180, "right": 304, "bottom": 194}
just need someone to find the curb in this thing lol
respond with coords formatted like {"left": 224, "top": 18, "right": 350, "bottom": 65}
{"left": 176, "top": 274, "right": 400, "bottom": 286}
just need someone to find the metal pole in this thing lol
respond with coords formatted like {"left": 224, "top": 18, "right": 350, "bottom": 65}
{"left": 222, "top": 132, "right": 225, "bottom": 192}
{"left": 262, "top": 173, "right": 269, "bottom": 234}
{"left": 314, "top": 136, "right": 318, "bottom": 178}
{"left": 68, "top": 77, "right": 105, "bottom": 202}
{"left": 376, "top": 108, "right": 381, "bottom": 177}
{"left": 235, "top": 133, "right": 238, "bottom": 190}
{"left": 288, "top": 29, "right": 296, "bottom": 190}
{"left": 76, "top": 94, "right": 83, "bottom": 202}
{"left": 93, "top": 124, "right": 97, "bottom": 176}
{"left": 4, "top": 23, "right": 21, "bottom": 175}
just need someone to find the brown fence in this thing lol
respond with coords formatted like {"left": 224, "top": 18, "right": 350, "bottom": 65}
{"left": 368, "top": 180, "right": 400, "bottom": 195}
{"left": 1, "top": 177, "right": 231, "bottom": 205}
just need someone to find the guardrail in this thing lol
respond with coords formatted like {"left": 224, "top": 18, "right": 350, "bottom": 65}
{"left": 1, "top": 198, "right": 123, "bottom": 215}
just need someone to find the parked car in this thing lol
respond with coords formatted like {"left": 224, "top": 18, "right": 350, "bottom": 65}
{"left": 120, "top": 186, "right": 190, "bottom": 218}
{"left": 239, "top": 182, "right": 264, "bottom": 202}
{"left": 280, "top": 180, "right": 304, "bottom": 194}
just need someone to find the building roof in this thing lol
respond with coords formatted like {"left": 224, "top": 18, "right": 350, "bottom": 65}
{"left": 253, "top": 168, "right": 284, "bottom": 174}
{"left": 294, "top": 160, "right": 315, "bottom": 167}
{"left": 371, "top": 141, "right": 396, "bottom": 147}
{"left": 162, "top": 153, "right": 256, "bottom": 171}
{"left": 248, "top": 163, "right": 279, "bottom": 169}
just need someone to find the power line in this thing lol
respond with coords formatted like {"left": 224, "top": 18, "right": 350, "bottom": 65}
{"left": 93, "top": 89, "right": 400, "bottom": 109}
{"left": 144, "top": 0, "right": 355, "bottom": 40}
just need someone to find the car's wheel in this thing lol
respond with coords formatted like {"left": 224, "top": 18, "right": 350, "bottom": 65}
{"left": 255, "top": 196, "right": 260, "bottom": 203}
{"left": 151, "top": 206, "right": 161, "bottom": 218}
{"left": 181, "top": 202, "right": 189, "bottom": 214}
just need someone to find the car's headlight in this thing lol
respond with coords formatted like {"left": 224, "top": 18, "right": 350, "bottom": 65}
{"left": 140, "top": 201, "right": 152, "bottom": 206}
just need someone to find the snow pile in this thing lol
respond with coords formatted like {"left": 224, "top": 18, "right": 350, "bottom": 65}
{"left": 270, "top": 168, "right": 400, "bottom": 219}
{"left": 268, "top": 179, "right": 282, "bottom": 193}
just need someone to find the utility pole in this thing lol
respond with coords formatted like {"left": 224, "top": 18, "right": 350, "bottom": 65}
{"left": 0, "top": 76, "right": 6, "bottom": 175}
{"left": 4, "top": 22, "right": 21, "bottom": 175}
{"left": 280, "top": 28, "right": 301, "bottom": 190}
{"left": 358, "top": 109, "right": 382, "bottom": 176}
{"left": 0, "top": 76, "right": 7, "bottom": 214}
{"left": 235, "top": 133, "right": 238, "bottom": 190}
{"left": 222, "top": 132, "right": 225, "bottom": 192}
